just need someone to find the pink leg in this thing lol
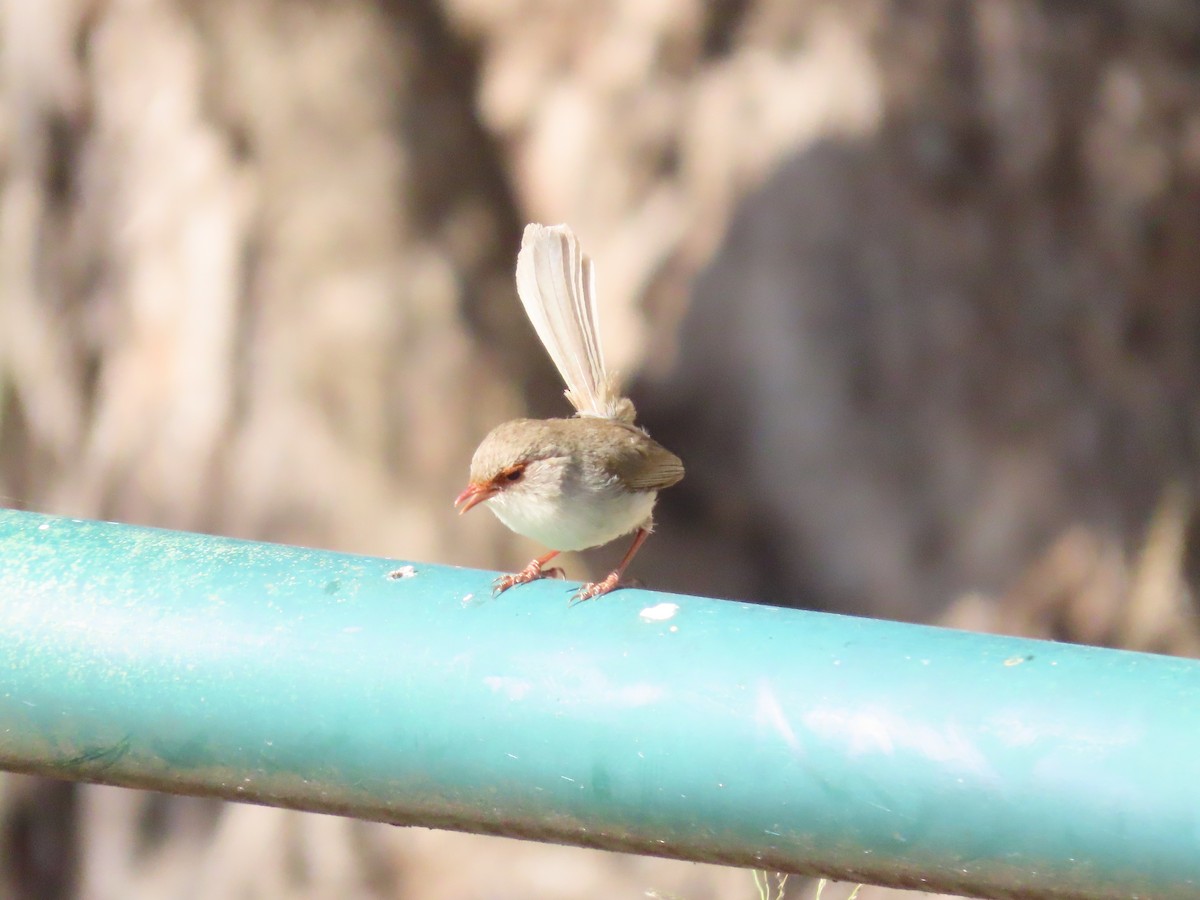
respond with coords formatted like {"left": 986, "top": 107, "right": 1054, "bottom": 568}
{"left": 572, "top": 527, "right": 650, "bottom": 603}
{"left": 493, "top": 550, "right": 561, "bottom": 596}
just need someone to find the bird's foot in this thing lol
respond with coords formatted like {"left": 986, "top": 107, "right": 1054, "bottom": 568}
{"left": 569, "top": 571, "right": 622, "bottom": 605}
{"left": 492, "top": 559, "right": 563, "bottom": 596}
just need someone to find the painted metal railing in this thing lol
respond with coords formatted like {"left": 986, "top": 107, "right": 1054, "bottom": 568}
{"left": 0, "top": 509, "right": 1197, "bottom": 899}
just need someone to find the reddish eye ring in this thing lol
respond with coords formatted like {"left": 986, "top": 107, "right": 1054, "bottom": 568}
{"left": 504, "top": 466, "right": 525, "bottom": 482}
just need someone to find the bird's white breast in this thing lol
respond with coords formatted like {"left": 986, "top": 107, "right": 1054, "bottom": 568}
{"left": 486, "top": 485, "right": 656, "bottom": 552}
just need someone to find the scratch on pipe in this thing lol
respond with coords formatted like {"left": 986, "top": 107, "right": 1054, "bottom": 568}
{"left": 756, "top": 682, "right": 801, "bottom": 751}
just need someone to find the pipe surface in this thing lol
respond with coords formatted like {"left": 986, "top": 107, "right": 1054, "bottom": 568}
{"left": 0, "top": 510, "right": 1197, "bottom": 899}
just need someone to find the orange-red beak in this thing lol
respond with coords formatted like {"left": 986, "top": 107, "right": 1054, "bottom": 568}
{"left": 454, "top": 482, "right": 497, "bottom": 515}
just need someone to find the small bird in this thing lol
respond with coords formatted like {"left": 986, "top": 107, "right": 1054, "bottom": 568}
{"left": 455, "top": 223, "right": 684, "bottom": 601}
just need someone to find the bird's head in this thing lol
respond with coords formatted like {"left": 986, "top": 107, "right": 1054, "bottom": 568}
{"left": 453, "top": 419, "right": 569, "bottom": 515}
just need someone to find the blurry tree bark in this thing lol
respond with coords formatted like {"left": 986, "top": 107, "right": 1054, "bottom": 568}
{"left": 2, "top": 1, "right": 1198, "bottom": 898}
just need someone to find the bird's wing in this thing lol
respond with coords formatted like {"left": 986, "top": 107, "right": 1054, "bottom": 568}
{"left": 609, "top": 431, "right": 685, "bottom": 493}
{"left": 515, "top": 223, "right": 633, "bottom": 422}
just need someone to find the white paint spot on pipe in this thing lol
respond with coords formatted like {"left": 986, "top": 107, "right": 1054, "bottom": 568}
{"left": 639, "top": 602, "right": 679, "bottom": 622}
{"left": 387, "top": 565, "right": 416, "bottom": 580}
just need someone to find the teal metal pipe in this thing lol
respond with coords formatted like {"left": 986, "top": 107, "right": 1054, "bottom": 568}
{"left": 0, "top": 510, "right": 1197, "bottom": 899}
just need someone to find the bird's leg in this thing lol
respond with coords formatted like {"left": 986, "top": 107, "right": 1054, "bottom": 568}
{"left": 493, "top": 550, "right": 561, "bottom": 595}
{"left": 572, "top": 527, "right": 650, "bottom": 603}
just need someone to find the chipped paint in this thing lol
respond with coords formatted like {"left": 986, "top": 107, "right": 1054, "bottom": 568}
{"left": 639, "top": 602, "right": 679, "bottom": 622}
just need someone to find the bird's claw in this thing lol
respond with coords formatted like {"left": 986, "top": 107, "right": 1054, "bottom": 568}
{"left": 494, "top": 561, "right": 619, "bottom": 603}
{"left": 492, "top": 572, "right": 532, "bottom": 596}
{"left": 493, "top": 560, "right": 561, "bottom": 596}
{"left": 568, "top": 571, "right": 621, "bottom": 605}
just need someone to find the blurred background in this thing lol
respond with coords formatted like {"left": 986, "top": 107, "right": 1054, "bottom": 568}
{"left": 2, "top": 0, "right": 1199, "bottom": 897}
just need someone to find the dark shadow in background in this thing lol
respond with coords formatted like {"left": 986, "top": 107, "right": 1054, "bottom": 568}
{"left": 640, "top": 5, "right": 1200, "bottom": 621}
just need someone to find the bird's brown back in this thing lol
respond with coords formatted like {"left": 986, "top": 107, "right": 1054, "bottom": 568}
{"left": 571, "top": 417, "right": 684, "bottom": 493}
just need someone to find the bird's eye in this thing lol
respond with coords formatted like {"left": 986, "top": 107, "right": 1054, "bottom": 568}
{"left": 503, "top": 465, "right": 525, "bottom": 483}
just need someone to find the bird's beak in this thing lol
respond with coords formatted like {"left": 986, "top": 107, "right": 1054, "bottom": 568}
{"left": 454, "top": 482, "right": 497, "bottom": 515}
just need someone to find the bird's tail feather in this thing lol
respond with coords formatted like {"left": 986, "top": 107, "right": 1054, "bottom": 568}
{"left": 515, "top": 223, "right": 635, "bottom": 423}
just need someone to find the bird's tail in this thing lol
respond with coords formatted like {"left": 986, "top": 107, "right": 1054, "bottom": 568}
{"left": 515, "top": 223, "right": 635, "bottom": 423}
